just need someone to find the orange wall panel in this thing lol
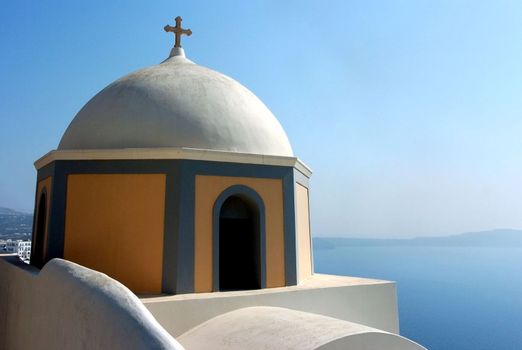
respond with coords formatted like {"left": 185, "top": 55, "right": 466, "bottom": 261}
{"left": 64, "top": 174, "right": 166, "bottom": 293}
{"left": 194, "top": 175, "right": 285, "bottom": 292}
{"left": 296, "top": 183, "right": 312, "bottom": 281}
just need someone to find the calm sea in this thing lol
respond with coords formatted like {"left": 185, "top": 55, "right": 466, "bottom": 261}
{"left": 313, "top": 245, "right": 522, "bottom": 350}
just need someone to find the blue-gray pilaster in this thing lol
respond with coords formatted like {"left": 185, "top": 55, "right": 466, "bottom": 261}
{"left": 47, "top": 161, "right": 67, "bottom": 260}
{"left": 174, "top": 164, "right": 196, "bottom": 293}
{"left": 161, "top": 163, "right": 180, "bottom": 294}
{"left": 282, "top": 170, "right": 297, "bottom": 285}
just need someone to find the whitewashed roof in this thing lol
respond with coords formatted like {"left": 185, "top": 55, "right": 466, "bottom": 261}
{"left": 59, "top": 49, "right": 293, "bottom": 157}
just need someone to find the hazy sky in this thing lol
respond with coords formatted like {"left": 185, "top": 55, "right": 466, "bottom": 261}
{"left": 1, "top": 1, "right": 522, "bottom": 237}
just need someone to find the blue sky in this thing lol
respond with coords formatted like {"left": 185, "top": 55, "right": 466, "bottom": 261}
{"left": 1, "top": 1, "right": 522, "bottom": 237}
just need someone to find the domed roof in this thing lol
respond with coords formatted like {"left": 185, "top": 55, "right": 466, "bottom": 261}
{"left": 58, "top": 50, "right": 293, "bottom": 157}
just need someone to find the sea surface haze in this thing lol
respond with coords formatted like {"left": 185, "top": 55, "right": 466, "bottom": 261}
{"left": 314, "top": 236, "right": 522, "bottom": 350}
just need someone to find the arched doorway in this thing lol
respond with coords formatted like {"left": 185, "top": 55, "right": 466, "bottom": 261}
{"left": 218, "top": 194, "right": 262, "bottom": 291}
{"left": 32, "top": 192, "right": 47, "bottom": 268}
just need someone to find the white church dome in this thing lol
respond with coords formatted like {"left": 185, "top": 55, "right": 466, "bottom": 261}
{"left": 58, "top": 51, "right": 293, "bottom": 157}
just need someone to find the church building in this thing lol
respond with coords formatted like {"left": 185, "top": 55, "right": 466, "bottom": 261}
{"left": 0, "top": 16, "right": 427, "bottom": 350}
{"left": 30, "top": 16, "right": 313, "bottom": 295}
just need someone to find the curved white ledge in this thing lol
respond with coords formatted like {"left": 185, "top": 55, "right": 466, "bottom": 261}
{"left": 178, "top": 306, "right": 426, "bottom": 350}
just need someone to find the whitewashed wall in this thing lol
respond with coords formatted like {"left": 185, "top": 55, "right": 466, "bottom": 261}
{"left": 0, "top": 256, "right": 183, "bottom": 350}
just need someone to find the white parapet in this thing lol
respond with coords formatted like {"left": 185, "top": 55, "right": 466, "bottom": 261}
{"left": 0, "top": 256, "right": 183, "bottom": 350}
{"left": 142, "top": 274, "right": 402, "bottom": 337}
{"left": 0, "top": 255, "right": 425, "bottom": 349}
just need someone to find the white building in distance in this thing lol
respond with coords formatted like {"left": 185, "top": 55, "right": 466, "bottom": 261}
{"left": 3, "top": 239, "right": 31, "bottom": 263}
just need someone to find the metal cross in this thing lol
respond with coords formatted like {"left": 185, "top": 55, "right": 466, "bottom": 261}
{"left": 164, "top": 16, "right": 192, "bottom": 48}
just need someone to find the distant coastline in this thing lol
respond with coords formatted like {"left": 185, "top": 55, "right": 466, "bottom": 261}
{"left": 0, "top": 207, "right": 32, "bottom": 240}
{"left": 2, "top": 206, "right": 522, "bottom": 249}
{"left": 314, "top": 229, "right": 522, "bottom": 250}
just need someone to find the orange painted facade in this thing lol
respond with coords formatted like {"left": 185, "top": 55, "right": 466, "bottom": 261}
{"left": 63, "top": 174, "right": 166, "bottom": 293}
{"left": 194, "top": 175, "right": 285, "bottom": 292}
{"left": 296, "top": 183, "right": 312, "bottom": 281}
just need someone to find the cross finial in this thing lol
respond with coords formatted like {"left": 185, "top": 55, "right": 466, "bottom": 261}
{"left": 164, "top": 16, "right": 192, "bottom": 48}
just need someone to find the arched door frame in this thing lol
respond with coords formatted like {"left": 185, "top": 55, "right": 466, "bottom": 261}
{"left": 212, "top": 185, "right": 266, "bottom": 291}
{"left": 32, "top": 188, "right": 48, "bottom": 268}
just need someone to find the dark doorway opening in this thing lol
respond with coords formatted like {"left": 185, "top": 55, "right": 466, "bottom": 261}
{"left": 219, "top": 195, "right": 261, "bottom": 291}
{"left": 32, "top": 192, "right": 47, "bottom": 268}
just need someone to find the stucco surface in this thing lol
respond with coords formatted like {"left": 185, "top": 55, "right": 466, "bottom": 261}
{"left": 296, "top": 182, "right": 312, "bottom": 281}
{"left": 64, "top": 173, "right": 166, "bottom": 293}
{"left": 143, "top": 273, "right": 401, "bottom": 337}
{"left": 58, "top": 55, "right": 293, "bottom": 156}
{"left": 0, "top": 256, "right": 183, "bottom": 350}
{"left": 194, "top": 175, "right": 285, "bottom": 291}
{"left": 34, "top": 148, "right": 312, "bottom": 176}
{"left": 178, "top": 306, "right": 426, "bottom": 350}
{"left": 33, "top": 176, "right": 52, "bottom": 262}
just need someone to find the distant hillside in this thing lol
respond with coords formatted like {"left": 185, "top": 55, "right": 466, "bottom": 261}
{"left": 0, "top": 207, "right": 32, "bottom": 239}
{"left": 314, "top": 229, "right": 522, "bottom": 249}
{"left": 0, "top": 207, "right": 28, "bottom": 215}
